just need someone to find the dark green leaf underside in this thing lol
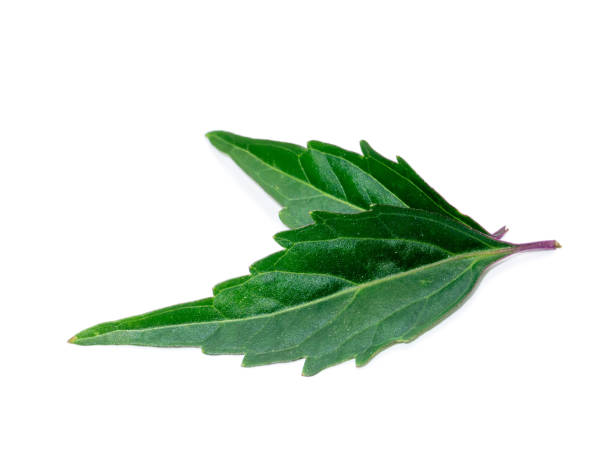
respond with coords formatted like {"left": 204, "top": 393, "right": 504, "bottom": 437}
{"left": 207, "top": 131, "right": 488, "bottom": 233}
{"left": 71, "top": 206, "right": 513, "bottom": 375}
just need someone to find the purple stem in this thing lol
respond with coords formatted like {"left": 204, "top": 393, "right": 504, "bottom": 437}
{"left": 513, "top": 240, "right": 561, "bottom": 252}
{"left": 492, "top": 225, "right": 509, "bottom": 239}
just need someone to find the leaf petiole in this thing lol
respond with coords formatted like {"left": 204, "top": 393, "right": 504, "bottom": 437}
{"left": 513, "top": 240, "right": 561, "bottom": 252}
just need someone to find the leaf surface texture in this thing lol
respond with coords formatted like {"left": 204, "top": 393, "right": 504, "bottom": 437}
{"left": 72, "top": 207, "right": 516, "bottom": 375}
{"left": 207, "top": 131, "right": 488, "bottom": 232}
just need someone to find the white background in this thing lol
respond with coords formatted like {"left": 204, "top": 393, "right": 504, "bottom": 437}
{"left": 1, "top": 1, "right": 610, "bottom": 459}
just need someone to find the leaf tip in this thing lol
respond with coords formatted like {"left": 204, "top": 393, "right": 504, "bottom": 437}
{"left": 273, "top": 233, "right": 293, "bottom": 249}
{"left": 305, "top": 140, "right": 319, "bottom": 150}
{"left": 205, "top": 130, "right": 232, "bottom": 150}
{"left": 359, "top": 139, "right": 373, "bottom": 155}
{"left": 205, "top": 130, "right": 220, "bottom": 141}
{"left": 68, "top": 335, "right": 78, "bottom": 344}
{"left": 309, "top": 210, "right": 328, "bottom": 223}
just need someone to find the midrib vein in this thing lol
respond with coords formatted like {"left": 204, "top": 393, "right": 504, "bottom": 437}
{"left": 101, "top": 246, "right": 512, "bottom": 335}
{"left": 249, "top": 263, "right": 476, "bottom": 359}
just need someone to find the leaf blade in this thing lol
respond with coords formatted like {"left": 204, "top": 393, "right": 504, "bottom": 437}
{"left": 358, "top": 140, "right": 488, "bottom": 233}
{"left": 208, "top": 131, "right": 488, "bottom": 232}
{"left": 71, "top": 207, "right": 533, "bottom": 375}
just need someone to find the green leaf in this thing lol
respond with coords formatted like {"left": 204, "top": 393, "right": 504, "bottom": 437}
{"left": 207, "top": 131, "right": 488, "bottom": 233}
{"left": 69, "top": 206, "right": 558, "bottom": 376}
